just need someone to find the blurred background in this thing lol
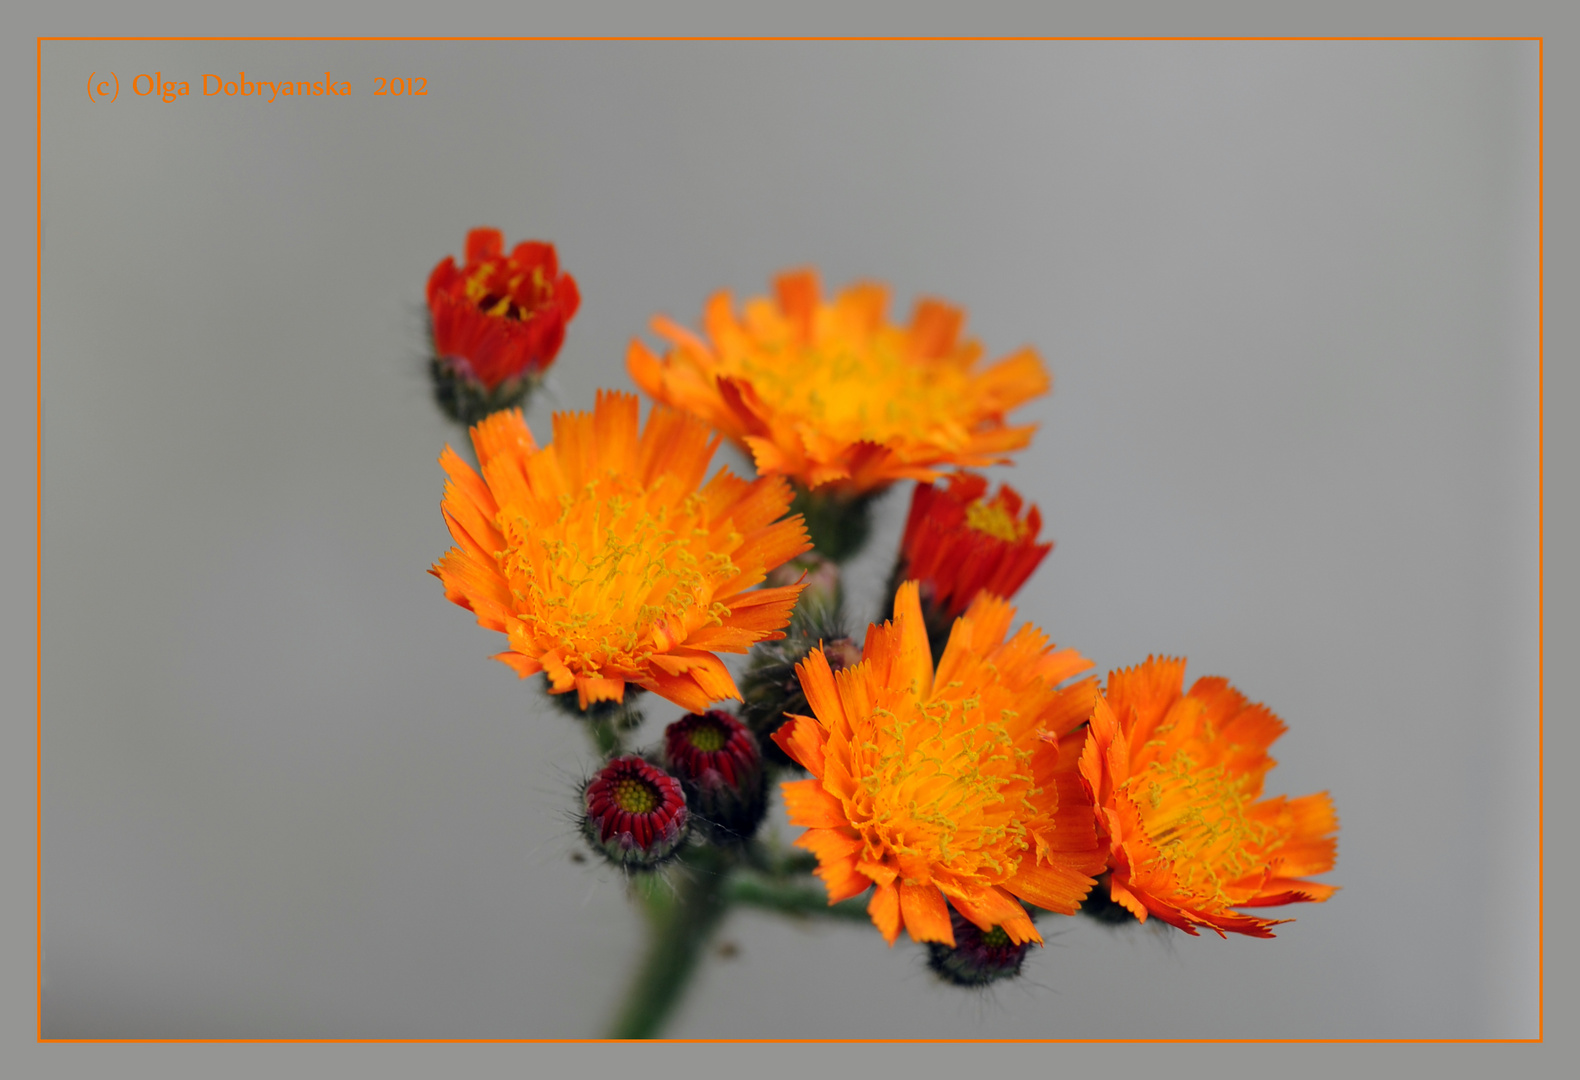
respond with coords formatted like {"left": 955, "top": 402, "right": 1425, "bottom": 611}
{"left": 39, "top": 40, "right": 1539, "bottom": 1038}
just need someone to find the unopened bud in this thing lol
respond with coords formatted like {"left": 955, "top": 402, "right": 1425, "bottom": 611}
{"left": 925, "top": 909, "right": 1033, "bottom": 987}
{"left": 662, "top": 710, "right": 766, "bottom": 844}
{"left": 741, "top": 625, "right": 861, "bottom": 770}
{"left": 821, "top": 636, "right": 862, "bottom": 672}
{"left": 580, "top": 756, "right": 690, "bottom": 870}
{"left": 766, "top": 552, "right": 843, "bottom": 617}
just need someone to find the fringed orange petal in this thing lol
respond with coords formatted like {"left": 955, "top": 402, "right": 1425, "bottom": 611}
{"left": 781, "top": 779, "right": 850, "bottom": 829}
{"left": 868, "top": 881, "right": 903, "bottom": 945}
{"left": 771, "top": 714, "right": 827, "bottom": 776}
{"left": 899, "top": 882, "right": 956, "bottom": 945}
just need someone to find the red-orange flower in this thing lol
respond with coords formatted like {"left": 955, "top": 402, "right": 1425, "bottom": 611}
{"left": 427, "top": 228, "right": 580, "bottom": 422}
{"left": 772, "top": 583, "right": 1104, "bottom": 947}
{"left": 899, "top": 472, "right": 1052, "bottom": 619}
{"left": 628, "top": 269, "right": 1049, "bottom": 496}
{"left": 1072, "top": 657, "right": 1339, "bottom": 937}
{"left": 431, "top": 391, "right": 810, "bottom": 712}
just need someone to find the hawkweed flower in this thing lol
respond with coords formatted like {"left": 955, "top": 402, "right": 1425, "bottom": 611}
{"left": 1072, "top": 657, "right": 1339, "bottom": 937}
{"left": 662, "top": 710, "right": 766, "bottom": 843}
{"left": 430, "top": 390, "right": 810, "bottom": 712}
{"left": 894, "top": 472, "right": 1052, "bottom": 654}
{"left": 427, "top": 227, "right": 580, "bottom": 425}
{"left": 582, "top": 755, "right": 690, "bottom": 870}
{"left": 627, "top": 269, "right": 1050, "bottom": 499}
{"left": 772, "top": 582, "right": 1104, "bottom": 947}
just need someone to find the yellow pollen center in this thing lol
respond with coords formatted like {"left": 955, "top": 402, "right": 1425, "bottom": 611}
{"left": 688, "top": 723, "right": 728, "bottom": 752}
{"left": 846, "top": 694, "right": 1034, "bottom": 884}
{"left": 612, "top": 776, "right": 660, "bottom": 814}
{"left": 495, "top": 470, "right": 742, "bottom": 676}
{"left": 965, "top": 498, "right": 1026, "bottom": 542}
{"left": 724, "top": 319, "right": 983, "bottom": 452}
{"left": 1137, "top": 749, "right": 1274, "bottom": 905}
{"left": 464, "top": 263, "right": 548, "bottom": 322}
{"left": 980, "top": 925, "right": 1012, "bottom": 948}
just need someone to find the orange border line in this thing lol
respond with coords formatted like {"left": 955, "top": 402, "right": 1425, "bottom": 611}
{"left": 35, "top": 31, "right": 44, "bottom": 1047}
{"left": 35, "top": 35, "right": 1545, "bottom": 42}
{"left": 33, "top": 35, "right": 1542, "bottom": 1048}
{"left": 28, "top": 1038, "right": 1549, "bottom": 1044}
{"left": 1535, "top": 36, "right": 1545, "bottom": 1046}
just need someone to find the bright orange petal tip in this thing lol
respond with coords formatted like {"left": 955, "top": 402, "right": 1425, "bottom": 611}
{"left": 427, "top": 227, "right": 581, "bottom": 425}
{"left": 627, "top": 269, "right": 1050, "bottom": 497}
{"left": 778, "top": 581, "right": 1103, "bottom": 946}
{"left": 1073, "top": 657, "right": 1339, "bottom": 938}
{"left": 430, "top": 391, "right": 812, "bottom": 713}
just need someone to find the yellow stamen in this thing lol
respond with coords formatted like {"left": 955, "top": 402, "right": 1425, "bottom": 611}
{"left": 965, "top": 497, "right": 1028, "bottom": 542}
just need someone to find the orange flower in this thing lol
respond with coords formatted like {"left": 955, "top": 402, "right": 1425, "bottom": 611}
{"left": 1073, "top": 657, "right": 1339, "bottom": 937}
{"left": 430, "top": 391, "right": 810, "bottom": 712}
{"left": 900, "top": 472, "right": 1052, "bottom": 618}
{"left": 772, "top": 583, "right": 1104, "bottom": 947}
{"left": 627, "top": 269, "right": 1050, "bottom": 496}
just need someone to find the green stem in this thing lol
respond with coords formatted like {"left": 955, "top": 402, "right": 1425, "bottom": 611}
{"left": 587, "top": 715, "right": 624, "bottom": 758}
{"left": 606, "top": 859, "right": 732, "bottom": 1039}
{"left": 738, "top": 839, "right": 818, "bottom": 877}
{"left": 726, "top": 876, "right": 872, "bottom": 921}
{"left": 790, "top": 485, "right": 881, "bottom": 564}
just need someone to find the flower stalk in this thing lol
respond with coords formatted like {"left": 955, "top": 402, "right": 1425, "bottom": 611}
{"left": 608, "top": 852, "right": 735, "bottom": 1039}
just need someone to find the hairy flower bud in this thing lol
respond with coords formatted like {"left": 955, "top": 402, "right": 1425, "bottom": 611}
{"left": 580, "top": 756, "right": 690, "bottom": 870}
{"left": 740, "top": 598, "right": 860, "bottom": 771}
{"left": 765, "top": 552, "right": 843, "bottom": 620}
{"left": 662, "top": 710, "right": 766, "bottom": 844}
{"left": 925, "top": 909, "right": 1034, "bottom": 988}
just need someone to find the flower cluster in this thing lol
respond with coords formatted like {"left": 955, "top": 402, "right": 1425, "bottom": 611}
{"left": 420, "top": 250, "right": 1338, "bottom": 1034}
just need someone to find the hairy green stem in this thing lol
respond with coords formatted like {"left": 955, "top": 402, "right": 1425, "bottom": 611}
{"left": 606, "top": 859, "right": 732, "bottom": 1039}
{"left": 586, "top": 715, "right": 624, "bottom": 759}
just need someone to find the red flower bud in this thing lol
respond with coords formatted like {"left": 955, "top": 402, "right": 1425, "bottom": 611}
{"left": 426, "top": 227, "right": 580, "bottom": 425}
{"left": 581, "top": 756, "right": 689, "bottom": 870}
{"left": 662, "top": 711, "right": 766, "bottom": 843}
{"left": 925, "top": 908, "right": 1034, "bottom": 987}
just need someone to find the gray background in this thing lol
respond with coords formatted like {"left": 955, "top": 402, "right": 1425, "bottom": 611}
{"left": 37, "top": 40, "right": 1539, "bottom": 1038}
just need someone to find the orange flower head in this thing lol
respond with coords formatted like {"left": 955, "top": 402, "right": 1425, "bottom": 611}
{"left": 772, "top": 582, "right": 1105, "bottom": 948}
{"left": 430, "top": 391, "right": 811, "bottom": 712}
{"left": 901, "top": 472, "right": 1053, "bottom": 619}
{"left": 427, "top": 228, "right": 581, "bottom": 422}
{"left": 627, "top": 269, "right": 1051, "bottom": 496}
{"left": 1073, "top": 657, "right": 1340, "bottom": 937}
